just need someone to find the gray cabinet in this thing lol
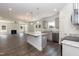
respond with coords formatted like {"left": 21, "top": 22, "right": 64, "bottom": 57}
{"left": 53, "top": 33, "right": 59, "bottom": 43}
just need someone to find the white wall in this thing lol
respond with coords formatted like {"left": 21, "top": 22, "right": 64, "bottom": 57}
{"left": 0, "top": 19, "right": 28, "bottom": 34}
{"left": 59, "top": 3, "right": 79, "bottom": 44}
{"left": 40, "top": 13, "right": 59, "bottom": 30}
{"left": 18, "top": 21, "right": 28, "bottom": 33}
{"left": 0, "top": 20, "right": 16, "bottom": 34}
{"left": 0, "top": 22, "right": 20, "bottom": 34}
{"left": 28, "top": 22, "right": 35, "bottom": 32}
{"left": 0, "top": 22, "right": 9, "bottom": 34}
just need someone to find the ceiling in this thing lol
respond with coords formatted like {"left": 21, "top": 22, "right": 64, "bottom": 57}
{"left": 0, "top": 3, "right": 67, "bottom": 22}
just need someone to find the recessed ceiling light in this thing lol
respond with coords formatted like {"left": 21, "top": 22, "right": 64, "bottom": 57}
{"left": 37, "top": 21, "right": 39, "bottom": 23}
{"left": 54, "top": 9, "right": 57, "bottom": 11}
{"left": 9, "top": 8, "right": 12, "bottom": 11}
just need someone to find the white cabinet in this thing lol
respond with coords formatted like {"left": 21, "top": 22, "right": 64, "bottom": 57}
{"left": 42, "top": 35, "right": 47, "bottom": 48}
{"left": 62, "top": 44, "right": 79, "bottom": 56}
{"left": 71, "top": 3, "right": 79, "bottom": 25}
{"left": 26, "top": 32, "right": 47, "bottom": 51}
{"left": 62, "top": 40, "right": 79, "bottom": 56}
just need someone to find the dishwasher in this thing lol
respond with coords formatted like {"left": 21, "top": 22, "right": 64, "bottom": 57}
{"left": 62, "top": 36, "right": 79, "bottom": 56}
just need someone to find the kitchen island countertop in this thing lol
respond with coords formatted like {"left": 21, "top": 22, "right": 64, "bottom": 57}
{"left": 26, "top": 32, "right": 47, "bottom": 37}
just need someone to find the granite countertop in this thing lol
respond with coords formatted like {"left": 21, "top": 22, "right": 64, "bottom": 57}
{"left": 62, "top": 36, "right": 79, "bottom": 48}
{"left": 63, "top": 36, "right": 79, "bottom": 42}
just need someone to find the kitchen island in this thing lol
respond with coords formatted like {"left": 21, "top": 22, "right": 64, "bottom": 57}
{"left": 26, "top": 32, "right": 47, "bottom": 51}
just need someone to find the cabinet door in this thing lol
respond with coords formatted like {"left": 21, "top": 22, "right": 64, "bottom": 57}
{"left": 47, "top": 32, "right": 53, "bottom": 41}
{"left": 42, "top": 35, "right": 47, "bottom": 48}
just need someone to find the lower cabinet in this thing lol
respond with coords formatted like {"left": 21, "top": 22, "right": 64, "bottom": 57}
{"left": 62, "top": 40, "right": 79, "bottom": 56}
{"left": 42, "top": 35, "right": 47, "bottom": 48}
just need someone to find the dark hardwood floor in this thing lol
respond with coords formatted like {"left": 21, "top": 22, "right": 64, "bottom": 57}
{"left": 0, "top": 33, "right": 61, "bottom": 56}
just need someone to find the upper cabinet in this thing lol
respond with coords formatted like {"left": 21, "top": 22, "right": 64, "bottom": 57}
{"left": 71, "top": 3, "right": 79, "bottom": 25}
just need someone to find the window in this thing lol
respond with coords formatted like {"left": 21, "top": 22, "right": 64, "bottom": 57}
{"left": 35, "top": 24, "right": 41, "bottom": 28}
{"left": 39, "top": 24, "right": 41, "bottom": 28}
{"left": 48, "top": 21, "right": 55, "bottom": 28}
{"left": 2, "top": 25, "right": 6, "bottom": 30}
